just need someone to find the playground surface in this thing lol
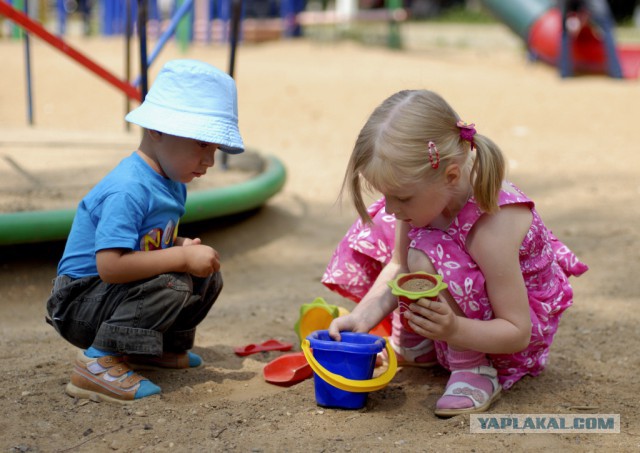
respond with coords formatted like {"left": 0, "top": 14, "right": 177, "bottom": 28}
{"left": 1, "top": 22, "right": 639, "bottom": 451}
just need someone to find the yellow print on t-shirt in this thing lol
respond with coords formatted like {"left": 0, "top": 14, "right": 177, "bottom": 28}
{"left": 140, "top": 219, "right": 179, "bottom": 251}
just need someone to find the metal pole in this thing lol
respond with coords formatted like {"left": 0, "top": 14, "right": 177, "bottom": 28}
{"left": 132, "top": 0, "right": 194, "bottom": 87}
{"left": 222, "top": 0, "right": 242, "bottom": 169}
{"left": 23, "top": 0, "right": 34, "bottom": 125}
{"left": 228, "top": 0, "right": 242, "bottom": 78}
{"left": 125, "top": 0, "right": 132, "bottom": 130}
{"left": 138, "top": 0, "right": 149, "bottom": 100}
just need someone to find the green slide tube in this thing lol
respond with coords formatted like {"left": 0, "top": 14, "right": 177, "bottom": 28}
{"left": 481, "top": 0, "right": 553, "bottom": 41}
{"left": 0, "top": 155, "right": 286, "bottom": 246}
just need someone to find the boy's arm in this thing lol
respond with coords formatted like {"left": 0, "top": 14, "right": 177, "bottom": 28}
{"left": 96, "top": 243, "right": 220, "bottom": 283}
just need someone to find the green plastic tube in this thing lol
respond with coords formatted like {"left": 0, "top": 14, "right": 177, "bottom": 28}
{"left": 0, "top": 155, "right": 286, "bottom": 246}
{"left": 480, "top": 0, "right": 553, "bottom": 41}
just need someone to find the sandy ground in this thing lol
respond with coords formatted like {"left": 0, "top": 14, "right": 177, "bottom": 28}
{"left": 1, "top": 21, "right": 640, "bottom": 452}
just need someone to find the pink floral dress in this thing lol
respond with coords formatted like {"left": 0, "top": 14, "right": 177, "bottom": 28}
{"left": 322, "top": 182, "right": 588, "bottom": 389}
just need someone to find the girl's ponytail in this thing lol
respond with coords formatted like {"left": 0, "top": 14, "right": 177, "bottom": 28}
{"left": 470, "top": 134, "right": 505, "bottom": 213}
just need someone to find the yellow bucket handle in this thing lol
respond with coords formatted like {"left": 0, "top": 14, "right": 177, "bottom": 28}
{"left": 301, "top": 337, "right": 397, "bottom": 393}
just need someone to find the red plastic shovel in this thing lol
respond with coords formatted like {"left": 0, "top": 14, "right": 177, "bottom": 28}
{"left": 234, "top": 339, "right": 293, "bottom": 357}
{"left": 263, "top": 352, "right": 313, "bottom": 386}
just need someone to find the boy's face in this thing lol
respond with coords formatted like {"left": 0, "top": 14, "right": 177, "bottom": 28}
{"left": 151, "top": 132, "right": 219, "bottom": 183}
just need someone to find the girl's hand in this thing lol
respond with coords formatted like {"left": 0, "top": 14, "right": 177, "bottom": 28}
{"left": 405, "top": 294, "right": 459, "bottom": 341}
{"left": 328, "top": 314, "right": 371, "bottom": 342}
{"left": 183, "top": 244, "right": 220, "bottom": 277}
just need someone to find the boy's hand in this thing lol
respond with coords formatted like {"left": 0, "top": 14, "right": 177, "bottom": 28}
{"left": 176, "top": 237, "right": 202, "bottom": 247}
{"left": 183, "top": 244, "right": 221, "bottom": 277}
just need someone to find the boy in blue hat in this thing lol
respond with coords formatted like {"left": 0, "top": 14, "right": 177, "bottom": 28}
{"left": 46, "top": 59, "right": 244, "bottom": 404}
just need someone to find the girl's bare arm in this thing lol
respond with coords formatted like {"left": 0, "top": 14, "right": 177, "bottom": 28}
{"left": 329, "top": 219, "right": 410, "bottom": 339}
{"left": 406, "top": 205, "right": 533, "bottom": 354}
{"left": 451, "top": 204, "right": 533, "bottom": 352}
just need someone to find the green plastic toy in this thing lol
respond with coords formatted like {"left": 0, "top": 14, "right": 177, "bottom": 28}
{"left": 294, "top": 297, "right": 344, "bottom": 344}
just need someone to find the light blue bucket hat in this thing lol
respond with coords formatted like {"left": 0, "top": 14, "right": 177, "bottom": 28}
{"left": 125, "top": 59, "right": 244, "bottom": 154}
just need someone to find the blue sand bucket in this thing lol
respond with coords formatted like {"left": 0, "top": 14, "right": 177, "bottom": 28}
{"left": 302, "top": 330, "right": 397, "bottom": 410}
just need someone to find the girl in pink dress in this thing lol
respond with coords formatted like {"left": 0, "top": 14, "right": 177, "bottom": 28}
{"left": 323, "top": 90, "right": 588, "bottom": 417}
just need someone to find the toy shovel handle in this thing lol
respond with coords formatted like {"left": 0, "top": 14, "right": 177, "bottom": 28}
{"left": 301, "top": 338, "right": 397, "bottom": 393}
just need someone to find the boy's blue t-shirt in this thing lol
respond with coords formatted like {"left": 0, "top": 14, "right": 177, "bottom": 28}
{"left": 58, "top": 152, "right": 187, "bottom": 278}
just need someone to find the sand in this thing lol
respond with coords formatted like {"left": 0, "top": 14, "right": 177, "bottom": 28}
{"left": 400, "top": 278, "right": 437, "bottom": 293}
{"left": 1, "top": 21, "right": 639, "bottom": 451}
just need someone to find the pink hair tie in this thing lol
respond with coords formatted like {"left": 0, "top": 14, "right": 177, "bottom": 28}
{"left": 456, "top": 120, "right": 476, "bottom": 150}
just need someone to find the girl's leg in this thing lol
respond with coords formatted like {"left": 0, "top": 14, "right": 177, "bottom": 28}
{"left": 406, "top": 247, "right": 466, "bottom": 317}
{"left": 385, "top": 310, "right": 437, "bottom": 367}
{"left": 434, "top": 346, "right": 501, "bottom": 417}
{"left": 383, "top": 247, "right": 451, "bottom": 367}
{"left": 407, "top": 234, "right": 501, "bottom": 416}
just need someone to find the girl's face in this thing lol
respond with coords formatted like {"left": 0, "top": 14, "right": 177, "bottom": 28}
{"left": 381, "top": 165, "right": 464, "bottom": 229}
{"left": 148, "top": 132, "right": 219, "bottom": 183}
{"left": 383, "top": 178, "right": 451, "bottom": 228}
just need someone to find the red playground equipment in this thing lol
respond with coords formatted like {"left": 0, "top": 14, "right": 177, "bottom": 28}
{"left": 481, "top": 0, "right": 640, "bottom": 79}
{"left": 0, "top": 1, "right": 141, "bottom": 102}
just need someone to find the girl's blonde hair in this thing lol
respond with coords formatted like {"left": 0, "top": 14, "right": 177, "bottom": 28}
{"left": 342, "top": 90, "right": 505, "bottom": 222}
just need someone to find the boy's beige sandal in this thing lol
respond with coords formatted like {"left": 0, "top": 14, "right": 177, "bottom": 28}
{"left": 66, "top": 352, "right": 147, "bottom": 404}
